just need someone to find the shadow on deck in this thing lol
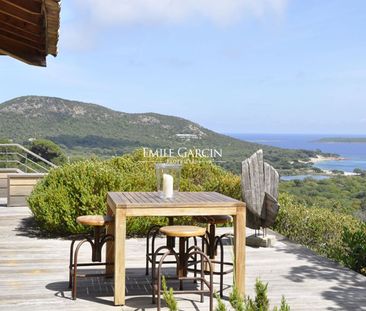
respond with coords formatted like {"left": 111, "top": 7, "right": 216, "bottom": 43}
{"left": 1, "top": 206, "right": 365, "bottom": 310}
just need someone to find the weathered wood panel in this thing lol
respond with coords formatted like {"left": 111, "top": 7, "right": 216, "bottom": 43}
{"left": 241, "top": 150, "right": 280, "bottom": 229}
{"left": 10, "top": 178, "right": 40, "bottom": 186}
{"left": 241, "top": 150, "right": 265, "bottom": 215}
{"left": 0, "top": 169, "right": 21, "bottom": 198}
{"left": 7, "top": 173, "right": 45, "bottom": 207}
{"left": 263, "top": 162, "right": 279, "bottom": 198}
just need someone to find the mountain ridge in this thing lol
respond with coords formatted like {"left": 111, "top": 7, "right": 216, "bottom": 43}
{"left": 0, "top": 96, "right": 324, "bottom": 173}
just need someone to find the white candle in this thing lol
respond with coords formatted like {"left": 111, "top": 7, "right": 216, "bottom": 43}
{"left": 163, "top": 173, "right": 174, "bottom": 198}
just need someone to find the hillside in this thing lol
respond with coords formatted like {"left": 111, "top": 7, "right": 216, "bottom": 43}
{"left": 0, "top": 96, "right": 324, "bottom": 173}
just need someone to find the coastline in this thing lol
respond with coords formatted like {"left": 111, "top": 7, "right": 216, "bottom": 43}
{"left": 322, "top": 169, "right": 358, "bottom": 176}
{"left": 232, "top": 133, "right": 366, "bottom": 175}
{"left": 309, "top": 155, "right": 358, "bottom": 176}
{"left": 309, "top": 155, "right": 346, "bottom": 163}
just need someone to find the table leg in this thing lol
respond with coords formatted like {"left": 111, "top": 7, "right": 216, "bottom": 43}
{"left": 114, "top": 208, "right": 126, "bottom": 305}
{"left": 234, "top": 205, "right": 246, "bottom": 298}
{"left": 106, "top": 204, "right": 114, "bottom": 275}
{"left": 167, "top": 217, "right": 175, "bottom": 248}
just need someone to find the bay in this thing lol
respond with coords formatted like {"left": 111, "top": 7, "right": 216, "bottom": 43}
{"left": 228, "top": 133, "right": 366, "bottom": 173}
{"left": 281, "top": 175, "right": 330, "bottom": 181}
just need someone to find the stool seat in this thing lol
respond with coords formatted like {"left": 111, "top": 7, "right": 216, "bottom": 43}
{"left": 160, "top": 225, "right": 206, "bottom": 237}
{"left": 194, "top": 215, "right": 232, "bottom": 225}
{"left": 76, "top": 215, "right": 113, "bottom": 227}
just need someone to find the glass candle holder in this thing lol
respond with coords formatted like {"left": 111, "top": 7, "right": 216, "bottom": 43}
{"left": 155, "top": 163, "right": 182, "bottom": 199}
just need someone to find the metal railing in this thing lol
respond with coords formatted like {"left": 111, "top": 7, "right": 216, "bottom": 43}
{"left": 0, "top": 144, "right": 57, "bottom": 173}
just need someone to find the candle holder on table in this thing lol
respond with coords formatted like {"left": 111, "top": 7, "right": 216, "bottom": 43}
{"left": 155, "top": 163, "right": 182, "bottom": 250}
{"left": 155, "top": 163, "right": 182, "bottom": 199}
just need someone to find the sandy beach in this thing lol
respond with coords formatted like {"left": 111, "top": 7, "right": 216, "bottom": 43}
{"left": 309, "top": 155, "right": 346, "bottom": 163}
{"left": 320, "top": 169, "right": 358, "bottom": 176}
{"left": 308, "top": 155, "right": 359, "bottom": 176}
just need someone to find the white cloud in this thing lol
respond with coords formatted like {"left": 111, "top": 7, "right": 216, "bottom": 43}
{"left": 76, "top": 0, "right": 288, "bottom": 26}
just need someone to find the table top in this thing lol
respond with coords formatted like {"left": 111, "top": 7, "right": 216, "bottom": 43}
{"left": 107, "top": 191, "right": 244, "bottom": 210}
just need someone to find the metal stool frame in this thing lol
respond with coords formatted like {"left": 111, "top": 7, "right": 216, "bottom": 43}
{"left": 69, "top": 226, "right": 114, "bottom": 300}
{"left": 202, "top": 223, "right": 234, "bottom": 297}
{"left": 152, "top": 245, "right": 214, "bottom": 311}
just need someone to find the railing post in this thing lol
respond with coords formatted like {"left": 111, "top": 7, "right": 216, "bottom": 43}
{"left": 25, "top": 153, "right": 28, "bottom": 173}
{"left": 5, "top": 146, "right": 8, "bottom": 169}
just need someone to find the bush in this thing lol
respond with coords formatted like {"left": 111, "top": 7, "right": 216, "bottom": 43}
{"left": 338, "top": 225, "right": 366, "bottom": 275}
{"left": 274, "top": 193, "right": 365, "bottom": 272}
{"left": 28, "top": 149, "right": 241, "bottom": 236}
{"left": 28, "top": 159, "right": 125, "bottom": 234}
{"left": 215, "top": 278, "right": 290, "bottom": 311}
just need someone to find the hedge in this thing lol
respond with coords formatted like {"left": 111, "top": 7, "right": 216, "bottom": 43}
{"left": 28, "top": 150, "right": 241, "bottom": 236}
{"left": 28, "top": 150, "right": 366, "bottom": 274}
{"left": 274, "top": 193, "right": 366, "bottom": 274}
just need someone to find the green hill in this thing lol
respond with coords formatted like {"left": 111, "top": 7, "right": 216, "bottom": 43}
{"left": 0, "top": 96, "right": 326, "bottom": 173}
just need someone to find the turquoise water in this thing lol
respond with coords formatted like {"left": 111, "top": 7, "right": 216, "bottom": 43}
{"left": 228, "top": 133, "right": 366, "bottom": 173}
{"left": 281, "top": 175, "right": 330, "bottom": 181}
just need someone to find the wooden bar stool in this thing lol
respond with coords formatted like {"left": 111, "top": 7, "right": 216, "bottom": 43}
{"left": 69, "top": 215, "right": 114, "bottom": 300}
{"left": 193, "top": 215, "right": 234, "bottom": 297}
{"left": 152, "top": 225, "right": 214, "bottom": 311}
{"left": 145, "top": 217, "right": 176, "bottom": 276}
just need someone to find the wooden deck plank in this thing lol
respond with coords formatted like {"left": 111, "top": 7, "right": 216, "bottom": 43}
{"left": 0, "top": 206, "right": 365, "bottom": 310}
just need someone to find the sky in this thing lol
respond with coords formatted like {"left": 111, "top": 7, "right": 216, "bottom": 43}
{"left": 1, "top": 0, "right": 366, "bottom": 135}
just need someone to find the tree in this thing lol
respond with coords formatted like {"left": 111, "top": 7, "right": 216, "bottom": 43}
{"left": 28, "top": 139, "right": 67, "bottom": 165}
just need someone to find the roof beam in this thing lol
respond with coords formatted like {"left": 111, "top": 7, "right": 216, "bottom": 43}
{"left": 0, "top": 11, "right": 41, "bottom": 34}
{"left": 0, "top": 30, "right": 45, "bottom": 54}
{"left": 1, "top": 0, "right": 42, "bottom": 14}
{"left": 0, "top": 20, "right": 41, "bottom": 43}
{"left": 0, "top": 35, "right": 45, "bottom": 66}
{"left": 0, "top": 0, "right": 42, "bottom": 26}
{"left": 0, "top": 0, "right": 60, "bottom": 66}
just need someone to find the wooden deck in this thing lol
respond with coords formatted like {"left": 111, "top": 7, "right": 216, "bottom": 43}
{"left": 0, "top": 206, "right": 365, "bottom": 310}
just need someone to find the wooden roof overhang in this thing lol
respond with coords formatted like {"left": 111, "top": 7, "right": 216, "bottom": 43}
{"left": 0, "top": 0, "right": 60, "bottom": 67}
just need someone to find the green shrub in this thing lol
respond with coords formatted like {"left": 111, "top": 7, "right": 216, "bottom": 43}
{"left": 215, "top": 292, "right": 228, "bottom": 311}
{"left": 229, "top": 285, "right": 245, "bottom": 311}
{"left": 252, "top": 278, "right": 269, "bottom": 311}
{"left": 215, "top": 278, "right": 290, "bottom": 311}
{"left": 337, "top": 225, "right": 366, "bottom": 275}
{"left": 274, "top": 193, "right": 364, "bottom": 270}
{"left": 162, "top": 276, "right": 178, "bottom": 311}
{"left": 28, "top": 159, "right": 125, "bottom": 234}
{"left": 28, "top": 149, "right": 241, "bottom": 236}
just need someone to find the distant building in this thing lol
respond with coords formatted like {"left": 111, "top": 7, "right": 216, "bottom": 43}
{"left": 176, "top": 134, "right": 199, "bottom": 140}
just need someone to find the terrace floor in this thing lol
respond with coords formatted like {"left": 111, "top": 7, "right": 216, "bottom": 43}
{"left": 0, "top": 205, "right": 365, "bottom": 311}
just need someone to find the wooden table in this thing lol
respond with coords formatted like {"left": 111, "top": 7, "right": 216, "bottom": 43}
{"left": 106, "top": 191, "right": 246, "bottom": 306}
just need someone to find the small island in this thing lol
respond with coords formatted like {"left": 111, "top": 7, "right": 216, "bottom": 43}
{"left": 317, "top": 137, "right": 366, "bottom": 143}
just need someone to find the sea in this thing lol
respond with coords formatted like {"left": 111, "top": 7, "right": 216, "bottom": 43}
{"left": 228, "top": 133, "right": 366, "bottom": 180}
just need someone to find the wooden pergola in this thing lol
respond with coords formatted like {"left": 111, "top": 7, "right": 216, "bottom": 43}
{"left": 0, "top": 0, "right": 60, "bottom": 67}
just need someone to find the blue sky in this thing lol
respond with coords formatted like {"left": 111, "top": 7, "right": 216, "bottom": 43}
{"left": 1, "top": 0, "right": 366, "bottom": 134}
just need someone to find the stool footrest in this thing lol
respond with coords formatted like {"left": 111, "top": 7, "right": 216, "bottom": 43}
{"left": 76, "top": 272, "right": 113, "bottom": 278}
{"left": 70, "top": 262, "right": 114, "bottom": 267}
